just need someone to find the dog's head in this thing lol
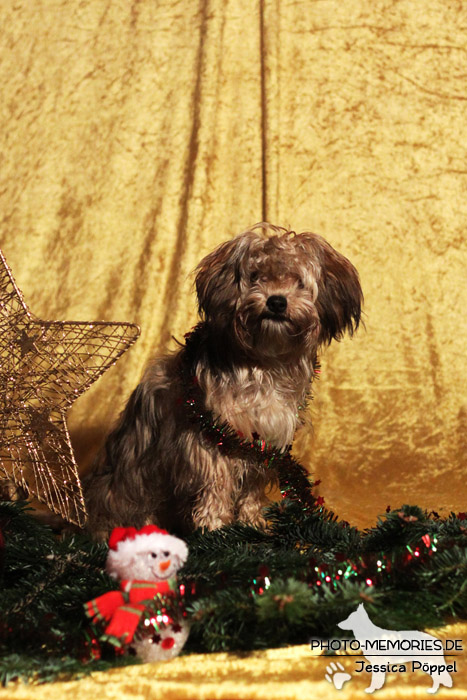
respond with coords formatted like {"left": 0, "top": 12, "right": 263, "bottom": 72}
{"left": 195, "top": 223, "right": 362, "bottom": 360}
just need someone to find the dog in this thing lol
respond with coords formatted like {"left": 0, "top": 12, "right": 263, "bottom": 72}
{"left": 84, "top": 223, "right": 362, "bottom": 537}
{"left": 338, "top": 604, "right": 453, "bottom": 693}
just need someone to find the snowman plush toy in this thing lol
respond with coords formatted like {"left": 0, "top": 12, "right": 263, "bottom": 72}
{"left": 85, "top": 525, "right": 189, "bottom": 662}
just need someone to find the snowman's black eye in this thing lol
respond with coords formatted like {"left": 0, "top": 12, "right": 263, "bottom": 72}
{"left": 150, "top": 552, "right": 157, "bottom": 559}
{"left": 163, "top": 551, "right": 170, "bottom": 557}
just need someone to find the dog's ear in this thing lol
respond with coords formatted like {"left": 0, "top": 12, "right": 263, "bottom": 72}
{"left": 299, "top": 234, "right": 363, "bottom": 345}
{"left": 195, "top": 233, "right": 257, "bottom": 321}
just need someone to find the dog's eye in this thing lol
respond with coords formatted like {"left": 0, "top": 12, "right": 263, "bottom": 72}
{"left": 250, "top": 271, "right": 259, "bottom": 283}
{"left": 297, "top": 279, "right": 305, "bottom": 289}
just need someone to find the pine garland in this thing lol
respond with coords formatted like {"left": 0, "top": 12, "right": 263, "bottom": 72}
{"left": 1, "top": 500, "right": 466, "bottom": 685}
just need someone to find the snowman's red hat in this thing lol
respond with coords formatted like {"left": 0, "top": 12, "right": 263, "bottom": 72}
{"left": 107, "top": 524, "right": 188, "bottom": 568}
{"left": 109, "top": 525, "right": 169, "bottom": 550}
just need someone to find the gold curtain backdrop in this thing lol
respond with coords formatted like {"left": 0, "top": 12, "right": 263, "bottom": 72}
{"left": 0, "top": 0, "right": 466, "bottom": 697}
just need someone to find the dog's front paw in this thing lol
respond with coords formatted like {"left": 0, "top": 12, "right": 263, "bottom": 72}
{"left": 237, "top": 508, "right": 266, "bottom": 530}
{"left": 195, "top": 516, "right": 227, "bottom": 531}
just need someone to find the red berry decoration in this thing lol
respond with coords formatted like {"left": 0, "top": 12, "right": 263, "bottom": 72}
{"left": 161, "top": 637, "right": 175, "bottom": 650}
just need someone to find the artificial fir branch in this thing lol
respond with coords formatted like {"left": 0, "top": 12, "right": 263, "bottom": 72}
{"left": 1, "top": 499, "right": 467, "bottom": 685}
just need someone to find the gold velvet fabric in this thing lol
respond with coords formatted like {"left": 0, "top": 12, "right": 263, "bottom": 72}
{"left": 0, "top": 0, "right": 466, "bottom": 696}
{"left": 1, "top": 631, "right": 467, "bottom": 699}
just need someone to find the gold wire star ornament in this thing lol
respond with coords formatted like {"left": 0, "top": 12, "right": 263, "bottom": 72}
{"left": 0, "top": 250, "right": 140, "bottom": 526}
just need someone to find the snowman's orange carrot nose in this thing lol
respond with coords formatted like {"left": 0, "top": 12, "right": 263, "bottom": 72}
{"left": 159, "top": 560, "right": 171, "bottom": 571}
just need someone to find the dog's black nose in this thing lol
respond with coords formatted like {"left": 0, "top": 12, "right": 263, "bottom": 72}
{"left": 266, "top": 295, "right": 287, "bottom": 314}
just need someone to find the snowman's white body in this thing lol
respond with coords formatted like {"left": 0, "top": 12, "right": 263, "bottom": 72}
{"left": 132, "top": 620, "right": 190, "bottom": 662}
{"left": 106, "top": 526, "right": 190, "bottom": 662}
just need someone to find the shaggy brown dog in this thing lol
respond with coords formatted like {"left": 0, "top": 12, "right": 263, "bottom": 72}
{"left": 84, "top": 224, "right": 362, "bottom": 537}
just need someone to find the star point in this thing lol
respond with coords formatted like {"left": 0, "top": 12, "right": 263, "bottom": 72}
{"left": 0, "top": 250, "right": 140, "bottom": 526}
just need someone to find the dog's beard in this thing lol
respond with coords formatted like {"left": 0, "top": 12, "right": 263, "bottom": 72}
{"left": 234, "top": 291, "right": 319, "bottom": 359}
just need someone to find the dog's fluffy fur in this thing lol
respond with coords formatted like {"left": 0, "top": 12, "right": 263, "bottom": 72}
{"left": 84, "top": 224, "right": 362, "bottom": 537}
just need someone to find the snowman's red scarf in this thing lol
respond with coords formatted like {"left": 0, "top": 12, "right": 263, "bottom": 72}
{"left": 181, "top": 325, "right": 319, "bottom": 511}
{"left": 85, "top": 578, "right": 176, "bottom": 646}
